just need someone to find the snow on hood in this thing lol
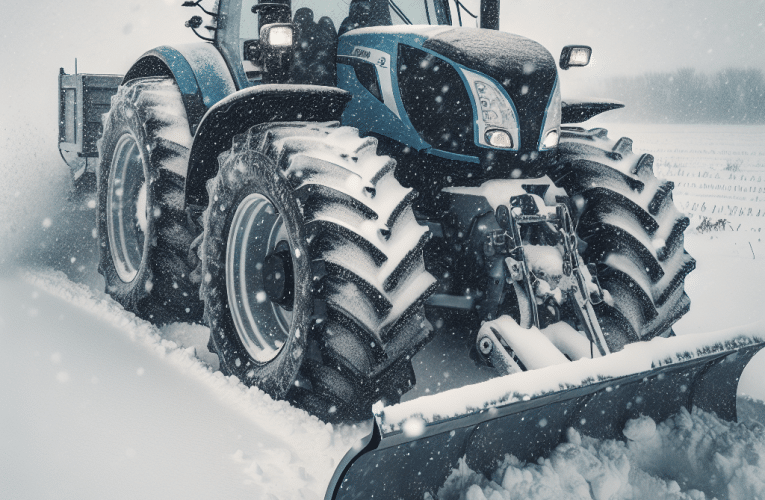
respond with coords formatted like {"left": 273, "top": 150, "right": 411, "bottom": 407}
{"left": 340, "top": 25, "right": 558, "bottom": 154}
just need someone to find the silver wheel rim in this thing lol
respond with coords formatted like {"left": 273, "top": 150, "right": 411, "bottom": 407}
{"left": 226, "top": 193, "right": 293, "bottom": 363}
{"left": 107, "top": 134, "right": 147, "bottom": 283}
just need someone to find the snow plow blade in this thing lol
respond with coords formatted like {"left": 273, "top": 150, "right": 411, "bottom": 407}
{"left": 325, "top": 326, "right": 765, "bottom": 500}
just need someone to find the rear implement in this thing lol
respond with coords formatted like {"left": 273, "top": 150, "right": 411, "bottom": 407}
{"left": 326, "top": 325, "right": 765, "bottom": 500}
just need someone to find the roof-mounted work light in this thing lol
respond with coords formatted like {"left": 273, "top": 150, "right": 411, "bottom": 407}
{"left": 559, "top": 45, "right": 592, "bottom": 70}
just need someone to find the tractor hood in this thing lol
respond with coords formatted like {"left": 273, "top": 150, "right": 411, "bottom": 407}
{"left": 337, "top": 26, "right": 560, "bottom": 182}
{"left": 340, "top": 25, "right": 558, "bottom": 101}
{"left": 422, "top": 28, "right": 558, "bottom": 123}
{"left": 422, "top": 28, "right": 558, "bottom": 161}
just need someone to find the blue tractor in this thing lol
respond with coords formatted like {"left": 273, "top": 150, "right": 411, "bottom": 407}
{"left": 58, "top": 0, "right": 696, "bottom": 425}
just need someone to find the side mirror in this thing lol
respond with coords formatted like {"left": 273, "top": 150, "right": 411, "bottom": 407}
{"left": 559, "top": 46, "right": 592, "bottom": 70}
{"left": 185, "top": 15, "right": 203, "bottom": 29}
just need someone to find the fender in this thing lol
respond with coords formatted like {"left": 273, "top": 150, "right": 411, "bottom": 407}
{"left": 184, "top": 85, "right": 352, "bottom": 208}
{"left": 123, "top": 43, "right": 237, "bottom": 134}
{"left": 561, "top": 98, "right": 625, "bottom": 123}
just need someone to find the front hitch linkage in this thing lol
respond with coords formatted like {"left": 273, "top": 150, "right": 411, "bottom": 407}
{"left": 481, "top": 195, "right": 611, "bottom": 364}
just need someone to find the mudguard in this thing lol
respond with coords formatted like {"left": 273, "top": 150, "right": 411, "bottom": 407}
{"left": 561, "top": 98, "right": 625, "bottom": 123}
{"left": 325, "top": 325, "right": 765, "bottom": 500}
{"left": 123, "top": 43, "right": 237, "bottom": 134}
{"left": 183, "top": 85, "right": 351, "bottom": 207}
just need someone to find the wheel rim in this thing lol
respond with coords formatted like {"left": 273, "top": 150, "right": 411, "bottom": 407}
{"left": 107, "top": 134, "right": 147, "bottom": 283}
{"left": 226, "top": 193, "right": 294, "bottom": 364}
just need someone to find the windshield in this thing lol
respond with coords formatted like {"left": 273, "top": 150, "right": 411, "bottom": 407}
{"left": 238, "top": 0, "right": 451, "bottom": 51}
{"left": 387, "top": 0, "right": 449, "bottom": 25}
{"left": 290, "top": 0, "right": 451, "bottom": 32}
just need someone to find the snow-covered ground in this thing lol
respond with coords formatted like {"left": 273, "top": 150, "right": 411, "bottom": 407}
{"left": 437, "top": 408, "right": 765, "bottom": 500}
{"left": 1, "top": 123, "right": 765, "bottom": 499}
{"left": 1, "top": 269, "right": 369, "bottom": 500}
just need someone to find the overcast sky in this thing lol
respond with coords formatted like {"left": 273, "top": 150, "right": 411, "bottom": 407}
{"left": 2, "top": 0, "right": 764, "bottom": 134}
{"left": 499, "top": 0, "right": 765, "bottom": 73}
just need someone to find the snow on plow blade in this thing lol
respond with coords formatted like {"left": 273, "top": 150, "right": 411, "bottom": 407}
{"left": 325, "top": 325, "right": 765, "bottom": 500}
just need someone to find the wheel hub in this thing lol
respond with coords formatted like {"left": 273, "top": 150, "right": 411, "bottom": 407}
{"left": 107, "top": 133, "right": 147, "bottom": 283}
{"left": 226, "top": 193, "right": 294, "bottom": 363}
{"left": 263, "top": 242, "right": 294, "bottom": 310}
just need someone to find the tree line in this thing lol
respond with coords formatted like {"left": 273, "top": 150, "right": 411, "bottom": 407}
{"left": 595, "top": 68, "right": 765, "bottom": 124}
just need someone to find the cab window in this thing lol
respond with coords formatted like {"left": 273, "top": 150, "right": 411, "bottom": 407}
{"left": 288, "top": 0, "right": 450, "bottom": 34}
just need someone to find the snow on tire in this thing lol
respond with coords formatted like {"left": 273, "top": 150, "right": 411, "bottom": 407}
{"left": 96, "top": 77, "right": 202, "bottom": 324}
{"left": 551, "top": 127, "right": 696, "bottom": 350}
{"left": 201, "top": 122, "right": 437, "bottom": 422}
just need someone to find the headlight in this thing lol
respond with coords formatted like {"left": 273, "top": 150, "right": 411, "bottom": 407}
{"left": 460, "top": 68, "right": 520, "bottom": 151}
{"left": 568, "top": 48, "right": 591, "bottom": 66}
{"left": 486, "top": 129, "right": 513, "bottom": 148}
{"left": 541, "top": 130, "right": 559, "bottom": 149}
{"left": 559, "top": 45, "right": 592, "bottom": 70}
{"left": 539, "top": 78, "right": 561, "bottom": 150}
{"left": 261, "top": 24, "right": 293, "bottom": 48}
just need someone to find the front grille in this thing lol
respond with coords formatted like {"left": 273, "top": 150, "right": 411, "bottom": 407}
{"left": 397, "top": 45, "right": 474, "bottom": 154}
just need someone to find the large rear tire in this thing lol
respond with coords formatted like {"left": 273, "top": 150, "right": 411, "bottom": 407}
{"left": 201, "top": 122, "right": 437, "bottom": 422}
{"left": 96, "top": 77, "right": 202, "bottom": 324}
{"left": 551, "top": 127, "right": 695, "bottom": 350}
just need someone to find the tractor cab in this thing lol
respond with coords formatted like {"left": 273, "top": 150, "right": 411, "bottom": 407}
{"left": 209, "top": 0, "right": 454, "bottom": 88}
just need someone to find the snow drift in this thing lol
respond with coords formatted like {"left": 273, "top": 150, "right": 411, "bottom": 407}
{"left": 437, "top": 408, "right": 765, "bottom": 500}
{"left": 17, "top": 267, "right": 370, "bottom": 499}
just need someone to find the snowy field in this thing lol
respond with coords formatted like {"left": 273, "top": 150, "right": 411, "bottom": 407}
{"left": 1, "top": 123, "right": 765, "bottom": 499}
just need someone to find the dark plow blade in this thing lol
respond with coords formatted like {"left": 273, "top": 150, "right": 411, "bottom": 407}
{"left": 325, "top": 339, "right": 765, "bottom": 500}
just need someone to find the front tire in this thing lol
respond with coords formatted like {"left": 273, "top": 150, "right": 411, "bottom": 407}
{"left": 552, "top": 127, "right": 696, "bottom": 350}
{"left": 201, "top": 122, "right": 437, "bottom": 422}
